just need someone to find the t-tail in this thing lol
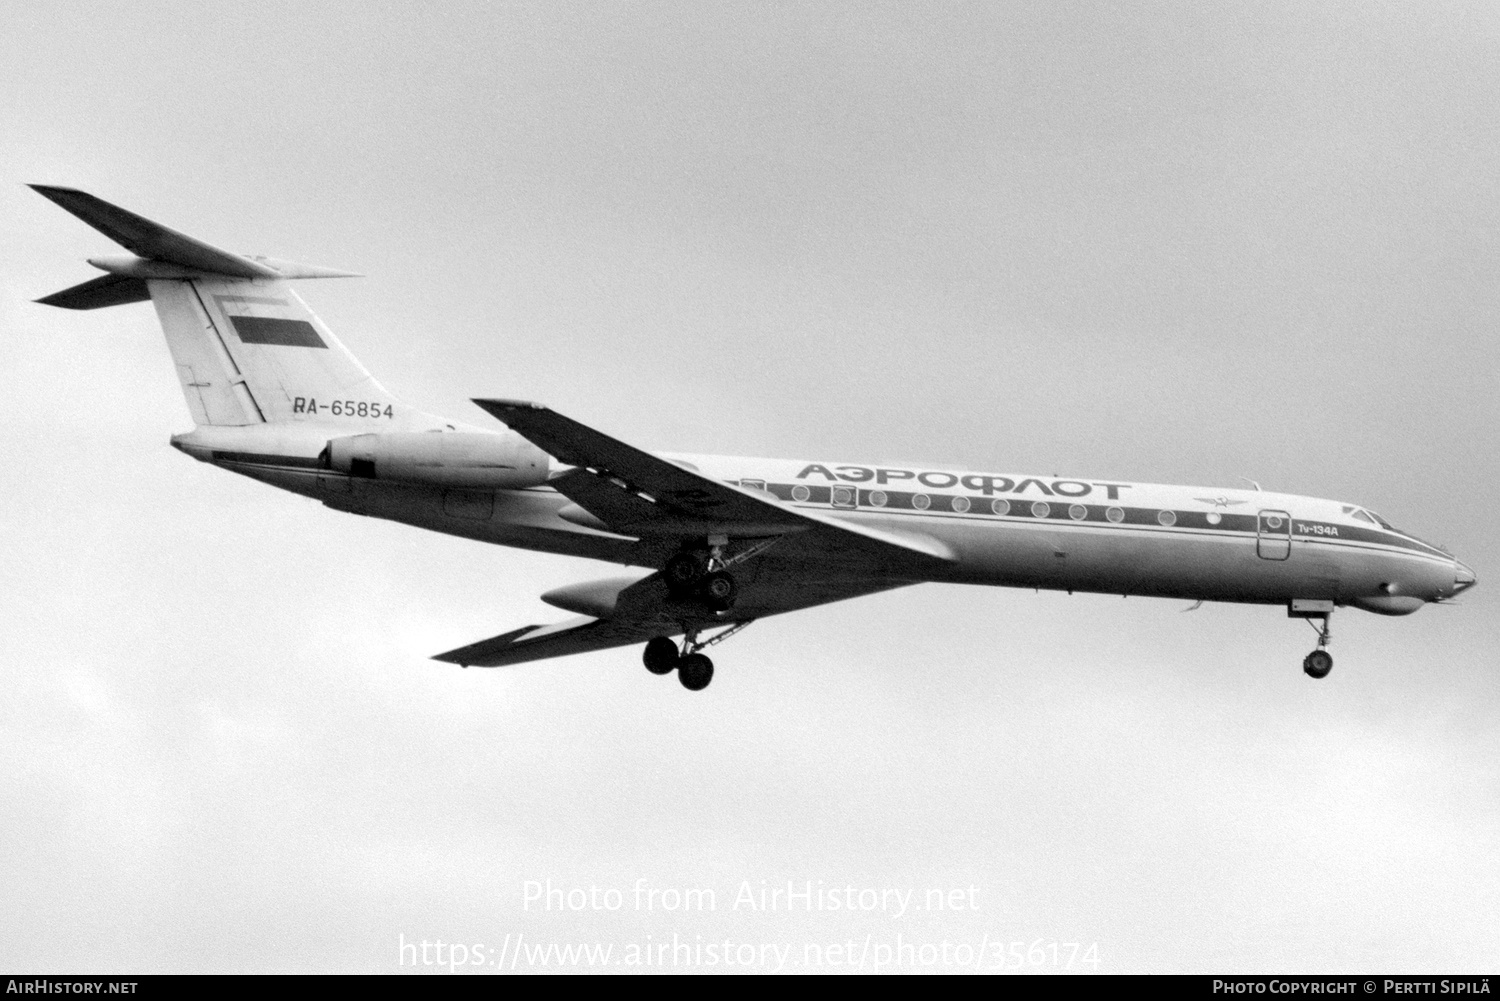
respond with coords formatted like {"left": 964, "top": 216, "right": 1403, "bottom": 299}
{"left": 32, "top": 186, "right": 550, "bottom": 496}
{"left": 31, "top": 184, "right": 428, "bottom": 430}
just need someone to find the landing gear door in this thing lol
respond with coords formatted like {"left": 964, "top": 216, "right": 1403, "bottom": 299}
{"left": 829, "top": 483, "right": 858, "bottom": 510}
{"left": 1257, "top": 509, "right": 1292, "bottom": 560}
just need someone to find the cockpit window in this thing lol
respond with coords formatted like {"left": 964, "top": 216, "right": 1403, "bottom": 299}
{"left": 1346, "top": 505, "right": 1398, "bottom": 531}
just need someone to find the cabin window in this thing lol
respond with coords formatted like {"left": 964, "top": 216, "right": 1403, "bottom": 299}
{"left": 869, "top": 490, "right": 888, "bottom": 507}
{"left": 912, "top": 493, "right": 931, "bottom": 510}
{"left": 951, "top": 496, "right": 971, "bottom": 513}
{"left": 991, "top": 498, "right": 1011, "bottom": 516}
{"left": 791, "top": 485, "right": 810, "bottom": 502}
{"left": 1106, "top": 506, "right": 1124, "bottom": 523}
{"left": 1158, "top": 510, "right": 1177, "bottom": 527}
{"left": 1069, "top": 504, "right": 1087, "bottom": 520}
{"left": 1031, "top": 501, "right": 1051, "bottom": 519}
{"left": 1206, "top": 512, "right": 1222, "bottom": 525}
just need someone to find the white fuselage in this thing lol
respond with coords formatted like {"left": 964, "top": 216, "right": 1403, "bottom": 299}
{"left": 171, "top": 423, "right": 1473, "bottom": 616}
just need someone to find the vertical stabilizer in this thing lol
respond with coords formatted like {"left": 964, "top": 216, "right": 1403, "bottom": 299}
{"left": 148, "top": 277, "right": 403, "bottom": 426}
{"left": 33, "top": 186, "right": 419, "bottom": 430}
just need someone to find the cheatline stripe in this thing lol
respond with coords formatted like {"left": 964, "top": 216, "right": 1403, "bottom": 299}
{"left": 204, "top": 460, "right": 1455, "bottom": 565}
{"left": 760, "top": 482, "right": 1451, "bottom": 560}
{"left": 807, "top": 505, "right": 1455, "bottom": 568}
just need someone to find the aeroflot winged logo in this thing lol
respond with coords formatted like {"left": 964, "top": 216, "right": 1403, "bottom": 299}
{"left": 1194, "top": 496, "right": 1247, "bottom": 508}
{"left": 795, "top": 464, "right": 1132, "bottom": 500}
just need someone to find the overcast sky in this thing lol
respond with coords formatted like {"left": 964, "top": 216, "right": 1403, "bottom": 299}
{"left": 3, "top": 1, "right": 1497, "bottom": 973}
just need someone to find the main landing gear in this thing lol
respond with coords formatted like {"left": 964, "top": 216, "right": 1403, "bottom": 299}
{"left": 1302, "top": 615, "right": 1334, "bottom": 680}
{"left": 647, "top": 537, "right": 771, "bottom": 690}
{"left": 640, "top": 622, "right": 754, "bottom": 692}
{"left": 643, "top": 636, "right": 679, "bottom": 676}
{"left": 664, "top": 545, "right": 739, "bottom": 612}
{"left": 678, "top": 653, "right": 714, "bottom": 692}
{"left": 643, "top": 635, "right": 714, "bottom": 690}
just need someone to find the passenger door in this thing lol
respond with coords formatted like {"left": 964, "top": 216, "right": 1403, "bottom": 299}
{"left": 1257, "top": 509, "right": 1292, "bottom": 560}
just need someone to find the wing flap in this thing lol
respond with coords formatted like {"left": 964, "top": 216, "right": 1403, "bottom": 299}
{"left": 549, "top": 466, "right": 805, "bottom": 538}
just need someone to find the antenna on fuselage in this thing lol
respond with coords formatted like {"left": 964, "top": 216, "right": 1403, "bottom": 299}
{"left": 1238, "top": 477, "right": 1262, "bottom": 491}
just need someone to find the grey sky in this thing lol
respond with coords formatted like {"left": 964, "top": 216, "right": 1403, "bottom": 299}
{"left": 2, "top": 1, "right": 1497, "bottom": 972}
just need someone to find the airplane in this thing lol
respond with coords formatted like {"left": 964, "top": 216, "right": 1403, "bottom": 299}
{"left": 30, "top": 185, "right": 1477, "bottom": 691}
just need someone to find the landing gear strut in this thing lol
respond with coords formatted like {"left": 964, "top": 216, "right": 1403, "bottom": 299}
{"left": 1302, "top": 615, "right": 1334, "bottom": 679}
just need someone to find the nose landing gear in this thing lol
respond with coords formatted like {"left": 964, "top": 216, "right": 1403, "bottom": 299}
{"left": 1302, "top": 614, "right": 1334, "bottom": 679}
{"left": 1303, "top": 649, "right": 1333, "bottom": 679}
{"left": 1288, "top": 600, "right": 1337, "bottom": 680}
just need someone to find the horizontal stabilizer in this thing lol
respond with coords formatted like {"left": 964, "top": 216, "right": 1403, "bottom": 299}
{"left": 35, "top": 273, "right": 150, "bottom": 310}
{"left": 32, "top": 185, "right": 276, "bottom": 278}
{"left": 30, "top": 185, "right": 358, "bottom": 282}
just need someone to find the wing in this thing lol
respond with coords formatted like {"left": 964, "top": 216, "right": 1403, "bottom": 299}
{"left": 434, "top": 570, "right": 912, "bottom": 668}
{"left": 435, "top": 400, "right": 954, "bottom": 667}
{"left": 472, "top": 399, "right": 954, "bottom": 566}
{"left": 434, "top": 615, "right": 663, "bottom": 668}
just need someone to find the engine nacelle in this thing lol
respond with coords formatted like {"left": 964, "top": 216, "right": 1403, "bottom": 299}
{"left": 540, "top": 576, "right": 649, "bottom": 618}
{"left": 326, "top": 431, "right": 549, "bottom": 488}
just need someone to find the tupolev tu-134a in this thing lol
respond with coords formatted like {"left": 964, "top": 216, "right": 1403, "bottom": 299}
{"left": 31, "top": 186, "right": 1476, "bottom": 691}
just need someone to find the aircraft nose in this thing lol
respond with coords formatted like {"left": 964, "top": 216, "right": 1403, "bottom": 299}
{"left": 1454, "top": 559, "right": 1478, "bottom": 595}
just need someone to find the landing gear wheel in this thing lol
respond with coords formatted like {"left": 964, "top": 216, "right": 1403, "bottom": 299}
{"left": 643, "top": 636, "right": 679, "bottom": 675}
{"left": 665, "top": 552, "right": 706, "bottom": 594}
{"left": 677, "top": 653, "right": 714, "bottom": 691}
{"left": 1303, "top": 649, "right": 1333, "bottom": 679}
{"left": 699, "top": 570, "right": 738, "bottom": 611}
